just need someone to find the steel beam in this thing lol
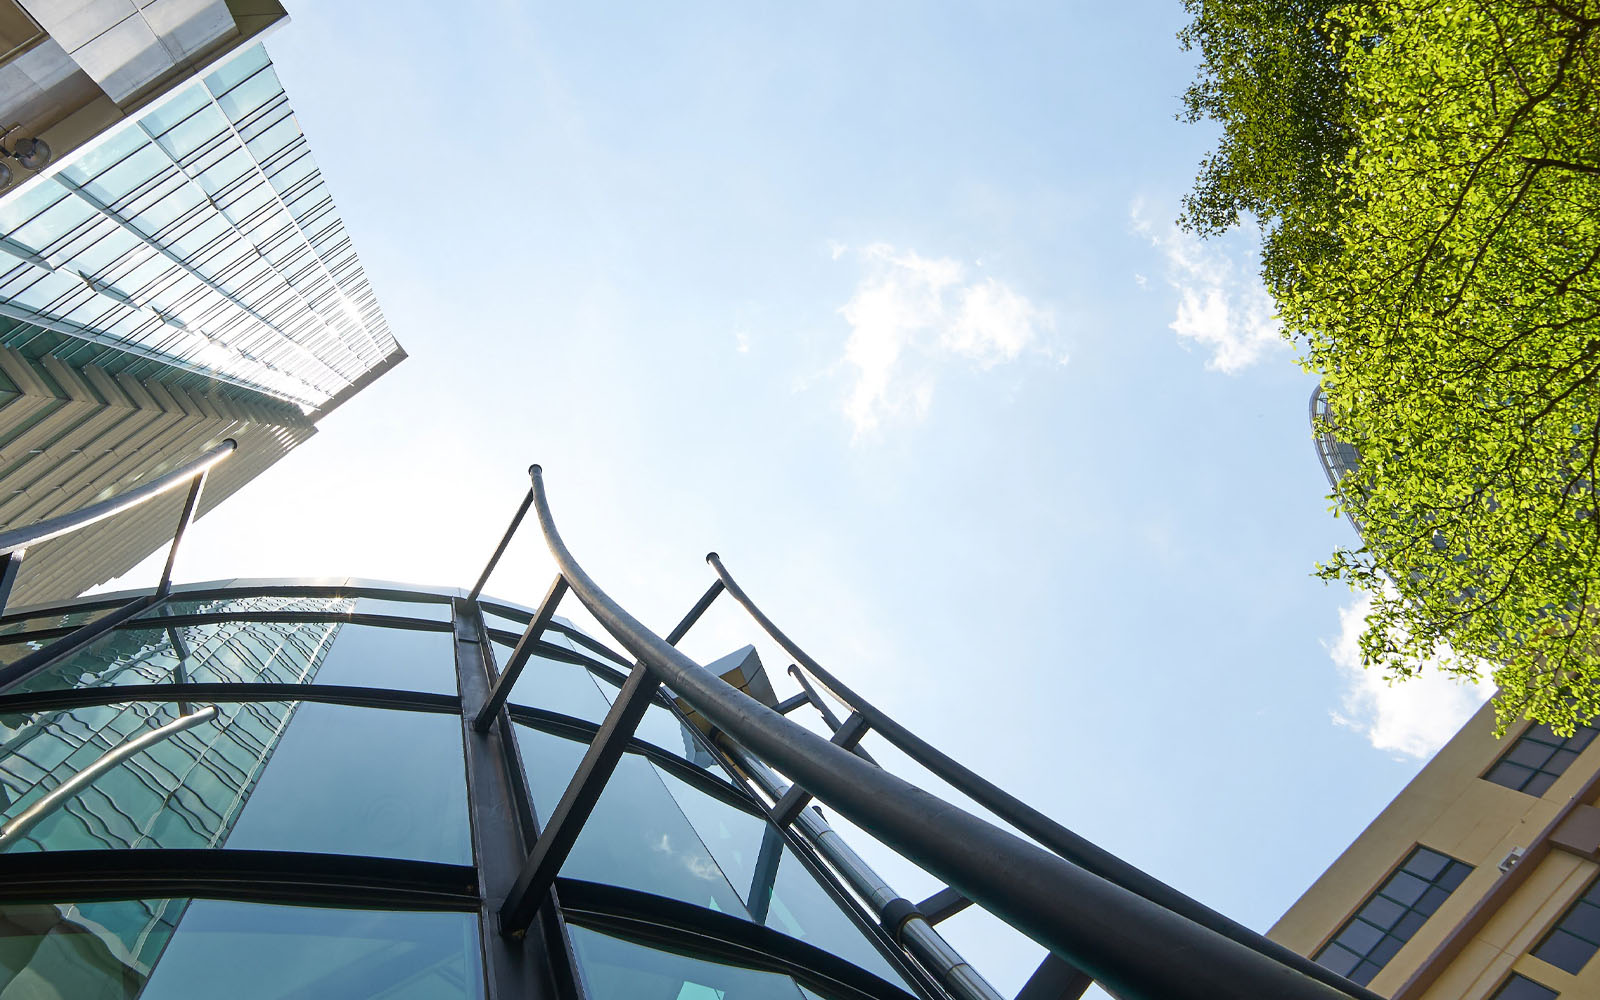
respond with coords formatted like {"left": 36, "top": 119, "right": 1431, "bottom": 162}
{"left": 474, "top": 575, "right": 568, "bottom": 732}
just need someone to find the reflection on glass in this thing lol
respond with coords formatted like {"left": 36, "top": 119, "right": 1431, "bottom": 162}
{"left": 0, "top": 899, "right": 483, "bottom": 999}
{"left": 9, "top": 607, "right": 350, "bottom": 695}
{"left": 569, "top": 924, "right": 810, "bottom": 999}
{"left": 0, "top": 605, "right": 113, "bottom": 638}
{"left": 312, "top": 624, "right": 455, "bottom": 693}
{"left": 513, "top": 727, "right": 910, "bottom": 989}
{"left": 351, "top": 597, "right": 452, "bottom": 623}
{"left": 514, "top": 724, "right": 746, "bottom": 915}
{"left": 141, "top": 596, "right": 357, "bottom": 619}
{"left": 495, "top": 642, "right": 611, "bottom": 724}
{"left": 0, "top": 702, "right": 471, "bottom": 864}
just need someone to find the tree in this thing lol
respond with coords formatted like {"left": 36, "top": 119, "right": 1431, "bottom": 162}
{"left": 1183, "top": 0, "right": 1600, "bottom": 734}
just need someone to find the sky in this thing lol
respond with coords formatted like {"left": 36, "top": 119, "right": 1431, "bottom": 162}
{"left": 95, "top": 2, "right": 1496, "bottom": 994}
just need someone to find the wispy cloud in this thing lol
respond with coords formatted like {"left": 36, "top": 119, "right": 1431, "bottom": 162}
{"left": 1129, "top": 198, "right": 1285, "bottom": 374}
{"left": 832, "top": 243, "right": 1057, "bottom": 436}
{"left": 1327, "top": 591, "right": 1494, "bottom": 759}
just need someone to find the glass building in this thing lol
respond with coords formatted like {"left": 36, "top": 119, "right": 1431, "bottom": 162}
{"left": 0, "top": 580, "right": 940, "bottom": 999}
{"left": 0, "top": 13, "right": 402, "bottom": 608}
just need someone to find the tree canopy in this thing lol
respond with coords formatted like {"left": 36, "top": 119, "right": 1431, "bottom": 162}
{"left": 1182, "top": 0, "right": 1600, "bottom": 733}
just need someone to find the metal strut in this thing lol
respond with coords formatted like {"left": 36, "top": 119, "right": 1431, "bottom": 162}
{"left": 517, "top": 466, "right": 1356, "bottom": 1000}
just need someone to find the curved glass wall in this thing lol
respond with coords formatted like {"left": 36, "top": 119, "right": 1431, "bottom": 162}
{"left": 0, "top": 581, "right": 933, "bottom": 1000}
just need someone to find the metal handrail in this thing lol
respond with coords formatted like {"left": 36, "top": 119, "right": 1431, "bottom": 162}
{"left": 525, "top": 466, "right": 1351, "bottom": 1000}
{"left": 705, "top": 553, "right": 1382, "bottom": 1000}
{"left": 0, "top": 439, "right": 235, "bottom": 556}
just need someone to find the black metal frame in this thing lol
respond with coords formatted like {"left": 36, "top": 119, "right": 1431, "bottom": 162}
{"left": 0, "top": 458, "right": 1388, "bottom": 1000}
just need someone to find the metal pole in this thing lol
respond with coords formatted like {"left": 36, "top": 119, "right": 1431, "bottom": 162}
{"left": 527, "top": 467, "right": 1353, "bottom": 1000}
{"left": 156, "top": 467, "right": 209, "bottom": 598}
{"left": 0, "top": 548, "right": 22, "bottom": 617}
{"left": 469, "top": 472, "right": 538, "bottom": 602}
{"left": 705, "top": 553, "right": 1379, "bottom": 1000}
{"left": 0, "top": 440, "right": 235, "bottom": 556}
{"left": 722, "top": 741, "right": 1005, "bottom": 1000}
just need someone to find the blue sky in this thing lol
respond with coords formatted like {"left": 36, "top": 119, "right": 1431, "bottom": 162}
{"left": 101, "top": 2, "right": 1494, "bottom": 993}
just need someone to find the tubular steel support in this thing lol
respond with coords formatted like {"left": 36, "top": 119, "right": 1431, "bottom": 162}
{"left": 0, "top": 440, "right": 235, "bottom": 557}
{"left": 530, "top": 467, "right": 1354, "bottom": 1000}
{"left": 470, "top": 472, "right": 538, "bottom": 602}
{"left": 475, "top": 576, "right": 569, "bottom": 732}
{"left": 722, "top": 740, "right": 1004, "bottom": 1000}
{"left": 917, "top": 885, "right": 972, "bottom": 925}
{"left": 500, "top": 660, "right": 662, "bottom": 935}
{"left": 156, "top": 468, "right": 208, "bottom": 597}
{"left": 773, "top": 711, "right": 870, "bottom": 828}
{"left": 707, "top": 553, "right": 1377, "bottom": 1000}
{"left": 787, "top": 663, "right": 877, "bottom": 765}
{"left": 1015, "top": 955, "right": 1093, "bottom": 1000}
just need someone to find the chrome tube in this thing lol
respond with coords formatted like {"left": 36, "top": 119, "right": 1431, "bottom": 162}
{"left": 0, "top": 440, "right": 235, "bottom": 557}
{"left": 0, "top": 706, "right": 219, "bottom": 849}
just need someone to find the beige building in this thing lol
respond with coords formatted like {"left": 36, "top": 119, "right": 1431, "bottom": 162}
{"left": 1270, "top": 703, "right": 1600, "bottom": 1000}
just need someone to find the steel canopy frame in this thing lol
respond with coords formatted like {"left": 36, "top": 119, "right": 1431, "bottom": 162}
{"left": 705, "top": 554, "right": 1383, "bottom": 1000}
{"left": 520, "top": 464, "right": 1357, "bottom": 1000}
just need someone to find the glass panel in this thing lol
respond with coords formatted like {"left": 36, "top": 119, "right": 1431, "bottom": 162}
{"left": 652, "top": 768, "right": 908, "bottom": 986}
{"left": 351, "top": 597, "right": 452, "bottom": 623}
{"left": 0, "top": 898, "right": 482, "bottom": 999}
{"left": 479, "top": 606, "right": 531, "bottom": 636}
{"left": 0, "top": 605, "right": 113, "bottom": 638}
{"left": 513, "top": 726, "right": 908, "bottom": 989}
{"left": 1491, "top": 974, "right": 1559, "bottom": 1000}
{"left": 570, "top": 924, "right": 812, "bottom": 999}
{"left": 497, "top": 642, "right": 611, "bottom": 723}
{"left": 144, "top": 595, "right": 357, "bottom": 618}
{"left": 512, "top": 724, "right": 747, "bottom": 914}
{"left": 0, "top": 701, "right": 471, "bottom": 864}
{"left": 298, "top": 623, "right": 456, "bottom": 693}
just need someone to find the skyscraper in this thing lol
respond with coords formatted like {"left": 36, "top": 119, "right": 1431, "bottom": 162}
{"left": 0, "top": 5, "right": 401, "bottom": 606}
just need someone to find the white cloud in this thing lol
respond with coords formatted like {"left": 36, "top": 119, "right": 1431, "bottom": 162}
{"left": 735, "top": 330, "right": 750, "bottom": 354}
{"left": 1327, "top": 591, "right": 1494, "bottom": 759}
{"left": 1129, "top": 198, "right": 1286, "bottom": 374}
{"left": 832, "top": 243, "right": 1056, "bottom": 436}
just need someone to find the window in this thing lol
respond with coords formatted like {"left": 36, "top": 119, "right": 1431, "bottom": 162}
{"left": 1533, "top": 874, "right": 1600, "bottom": 974}
{"left": 1492, "top": 974, "right": 1559, "bottom": 1000}
{"left": 1485, "top": 722, "right": 1600, "bottom": 795}
{"left": 1313, "top": 846, "right": 1473, "bottom": 986}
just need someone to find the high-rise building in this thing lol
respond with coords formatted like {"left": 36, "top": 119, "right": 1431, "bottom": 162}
{"left": 0, "top": 4, "right": 402, "bottom": 607}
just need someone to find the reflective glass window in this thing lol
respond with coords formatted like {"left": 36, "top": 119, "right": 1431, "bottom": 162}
{"left": 0, "top": 605, "right": 113, "bottom": 638}
{"left": 0, "top": 898, "right": 482, "bottom": 999}
{"left": 1485, "top": 721, "right": 1599, "bottom": 796}
{"left": 569, "top": 924, "right": 811, "bottom": 999}
{"left": 1533, "top": 873, "right": 1600, "bottom": 974}
{"left": 1314, "top": 846, "right": 1472, "bottom": 985}
{"left": 1490, "top": 974, "right": 1559, "bottom": 1000}
{"left": 0, "top": 700, "right": 470, "bottom": 864}
{"left": 496, "top": 641, "right": 612, "bottom": 723}
{"left": 144, "top": 595, "right": 357, "bottom": 618}
{"left": 513, "top": 726, "right": 909, "bottom": 989}
{"left": 350, "top": 596, "right": 452, "bottom": 623}
{"left": 16, "top": 618, "right": 456, "bottom": 695}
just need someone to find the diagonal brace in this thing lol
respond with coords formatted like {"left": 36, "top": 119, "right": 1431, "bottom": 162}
{"left": 474, "top": 576, "right": 567, "bottom": 732}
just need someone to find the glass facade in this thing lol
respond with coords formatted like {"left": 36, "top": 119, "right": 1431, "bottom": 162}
{"left": 0, "top": 43, "right": 397, "bottom": 412}
{"left": 0, "top": 581, "right": 930, "bottom": 999}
